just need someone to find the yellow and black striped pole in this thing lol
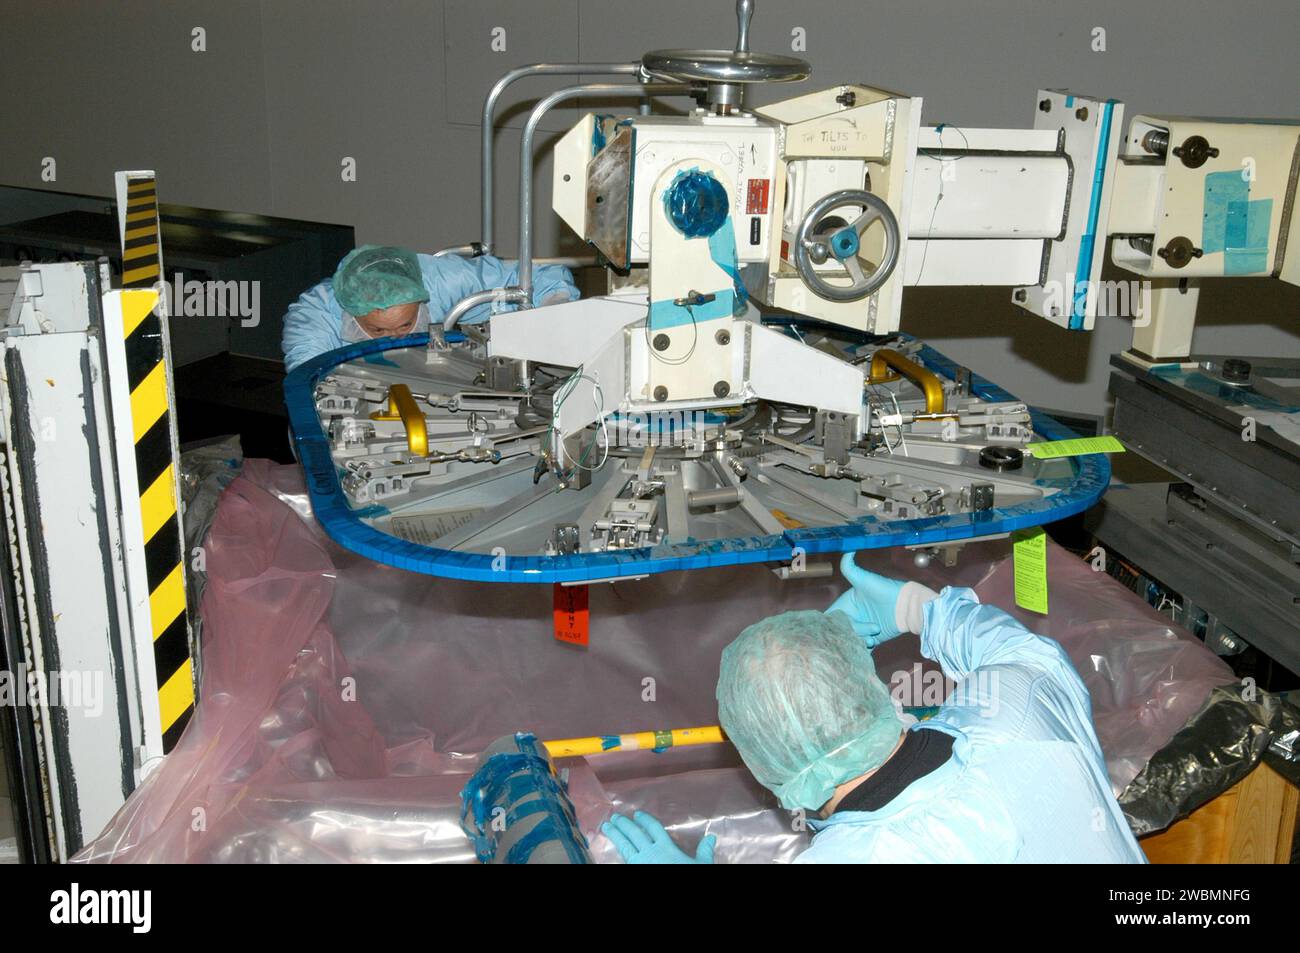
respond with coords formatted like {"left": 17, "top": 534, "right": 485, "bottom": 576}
{"left": 120, "top": 177, "right": 161, "bottom": 288}
{"left": 115, "top": 173, "right": 195, "bottom": 752}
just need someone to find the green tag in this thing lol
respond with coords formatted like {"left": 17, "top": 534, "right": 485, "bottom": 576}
{"left": 1013, "top": 528, "right": 1049, "bottom": 614}
{"left": 1026, "top": 435, "right": 1125, "bottom": 459}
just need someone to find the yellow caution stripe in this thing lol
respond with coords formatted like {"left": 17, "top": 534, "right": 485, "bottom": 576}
{"left": 119, "top": 193, "right": 195, "bottom": 752}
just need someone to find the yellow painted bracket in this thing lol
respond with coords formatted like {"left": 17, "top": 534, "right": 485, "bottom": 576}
{"left": 867, "top": 348, "right": 946, "bottom": 415}
{"left": 369, "top": 383, "right": 428, "bottom": 456}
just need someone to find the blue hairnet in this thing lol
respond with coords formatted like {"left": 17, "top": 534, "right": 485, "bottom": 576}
{"left": 716, "top": 610, "right": 903, "bottom": 811}
{"left": 333, "top": 245, "right": 431, "bottom": 316}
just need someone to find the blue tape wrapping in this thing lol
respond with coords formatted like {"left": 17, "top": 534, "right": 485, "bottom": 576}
{"left": 646, "top": 213, "right": 747, "bottom": 328}
{"left": 283, "top": 332, "right": 1110, "bottom": 583}
{"left": 649, "top": 179, "right": 748, "bottom": 330}
{"left": 458, "top": 733, "right": 590, "bottom": 864}
{"left": 663, "top": 168, "right": 729, "bottom": 238}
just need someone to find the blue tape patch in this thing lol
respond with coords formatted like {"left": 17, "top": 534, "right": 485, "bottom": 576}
{"left": 1204, "top": 171, "right": 1272, "bottom": 274}
{"left": 649, "top": 290, "right": 733, "bottom": 330}
{"left": 283, "top": 332, "right": 1110, "bottom": 583}
{"left": 1203, "top": 171, "right": 1248, "bottom": 254}
{"left": 708, "top": 219, "right": 748, "bottom": 313}
{"left": 592, "top": 115, "right": 608, "bottom": 154}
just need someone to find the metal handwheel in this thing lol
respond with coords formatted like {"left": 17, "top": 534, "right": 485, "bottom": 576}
{"left": 641, "top": 1, "right": 809, "bottom": 97}
{"left": 793, "top": 189, "right": 901, "bottom": 302}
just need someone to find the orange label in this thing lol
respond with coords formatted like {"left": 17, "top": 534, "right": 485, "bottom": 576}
{"left": 553, "top": 584, "right": 589, "bottom": 646}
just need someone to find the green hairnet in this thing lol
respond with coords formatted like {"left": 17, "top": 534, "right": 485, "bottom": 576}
{"left": 333, "top": 245, "right": 430, "bottom": 316}
{"left": 716, "top": 610, "right": 903, "bottom": 811}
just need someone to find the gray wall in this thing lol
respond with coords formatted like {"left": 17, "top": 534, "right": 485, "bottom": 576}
{"left": 2, "top": 0, "right": 1297, "bottom": 411}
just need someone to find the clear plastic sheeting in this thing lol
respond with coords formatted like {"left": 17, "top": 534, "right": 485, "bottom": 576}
{"left": 177, "top": 435, "right": 244, "bottom": 664}
{"left": 76, "top": 460, "right": 1237, "bottom": 863}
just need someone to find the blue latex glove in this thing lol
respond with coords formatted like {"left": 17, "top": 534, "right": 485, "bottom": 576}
{"left": 825, "top": 552, "right": 906, "bottom": 647}
{"left": 601, "top": 811, "right": 716, "bottom": 864}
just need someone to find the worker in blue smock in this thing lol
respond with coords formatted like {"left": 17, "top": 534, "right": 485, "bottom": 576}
{"left": 281, "top": 245, "right": 580, "bottom": 372}
{"left": 601, "top": 552, "right": 1147, "bottom": 863}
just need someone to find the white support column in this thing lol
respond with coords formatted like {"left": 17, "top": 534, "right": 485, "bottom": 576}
{"left": 1129, "top": 278, "right": 1200, "bottom": 361}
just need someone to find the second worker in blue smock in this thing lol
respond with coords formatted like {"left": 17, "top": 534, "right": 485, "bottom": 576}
{"left": 281, "top": 244, "right": 580, "bottom": 372}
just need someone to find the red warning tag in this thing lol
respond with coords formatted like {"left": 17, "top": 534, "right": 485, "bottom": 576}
{"left": 553, "top": 584, "right": 589, "bottom": 646}
{"left": 746, "top": 178, "right": 771, "bottom": 215}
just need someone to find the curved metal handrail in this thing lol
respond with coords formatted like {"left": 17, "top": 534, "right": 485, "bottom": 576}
{"left": 478, "top": 62, "right": 641, "bottom": 254}
{"left": 442, "top": 287, "right": 529, "bottom": 333}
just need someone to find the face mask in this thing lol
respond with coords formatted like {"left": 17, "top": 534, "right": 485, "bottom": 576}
{"left": 341, "top": 303, "right": 431, "bottom": 343}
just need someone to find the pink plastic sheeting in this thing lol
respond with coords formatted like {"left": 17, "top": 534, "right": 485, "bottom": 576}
{"left": 75, "top": 460, "right": 1236, "bottom": 863}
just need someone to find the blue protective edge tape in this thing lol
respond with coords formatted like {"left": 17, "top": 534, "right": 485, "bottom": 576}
{"left": 1070, "top": 100, "right": 1117, "bottom": 330}
{"left": 284, "top": 332, "right": 1110, "bottom": 583}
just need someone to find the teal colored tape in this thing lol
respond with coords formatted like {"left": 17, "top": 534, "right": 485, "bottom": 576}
{"left": 1226, "top": 199, "right": 1272, "bottom": 274}
{"left": 649, "top": 291, "right": 733, "bottom": 329}
{"left": 1203, "top": 171, "right": 1271, "bottom": 273}
{"left": 707, "top": 218, "right": 748, "bottom": 313}
{"left": 1203, "top": 171, "right": 1247, "bottom": 254}
{"left": 647, "top": 209, "right": 747, "bottom": 329}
